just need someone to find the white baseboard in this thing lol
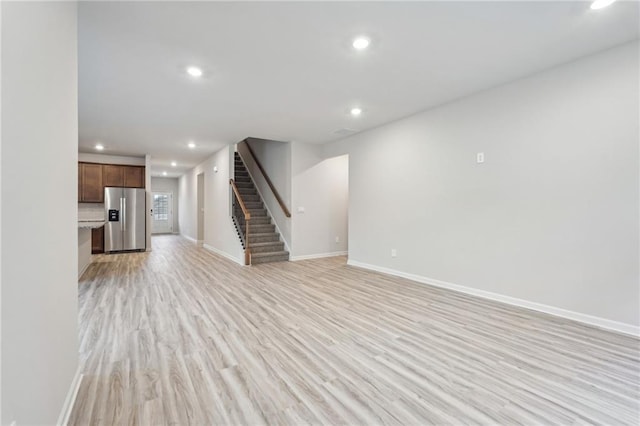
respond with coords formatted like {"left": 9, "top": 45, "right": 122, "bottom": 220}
{"left": 203, "top": 243, "right": 243, "bottom": 266}
{"left": 290, "top": 251, "right": 348, "bottom": 261}
{"left": 181, "top": 234, "right": 197, "bottom": 243}
{"left": 57, "top": 367, "right": 83, "bottom": 426}
{"left": 78, "top": 261, "right": 90, "bottom": 280}
{"left": 347, "top": 260, "right": 640, "bottom": 337}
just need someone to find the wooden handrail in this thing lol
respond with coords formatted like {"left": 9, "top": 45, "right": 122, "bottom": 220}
{"left": 229, "top": 179, "right": 251, "bottom": 221}
{"left": 230, "top": 179, "right": 251, "bottom": 265}
{"left": 242, "top": 140, "right": 292, "bottom": 218}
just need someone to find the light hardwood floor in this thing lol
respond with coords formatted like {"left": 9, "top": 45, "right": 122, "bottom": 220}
{"left": 69, "top": 235, "right": 640, "bottom": 425}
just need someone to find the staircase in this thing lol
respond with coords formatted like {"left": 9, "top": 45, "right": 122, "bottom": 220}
{"left": 233, "top": 152, "right": 289, "bottom": 265}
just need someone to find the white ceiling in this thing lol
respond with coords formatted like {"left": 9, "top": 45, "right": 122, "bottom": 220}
{"left": 78, "top": 1, "right": 639, "bottom": 177}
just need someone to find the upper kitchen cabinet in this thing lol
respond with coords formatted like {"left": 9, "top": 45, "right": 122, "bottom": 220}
{"left": 103, "top": 164, "right": 125, "bottom": 187}
{"left": 78, "top": 162, "right": 146, "bottom": 203}
{"left": 80, "top": 163, "right": 104, "bottom": 202}
{"left": 104, "top": 164, "right": 144, "bottom": 188}
{"left": 124, "top": 166, "right": 144, "bottom": 188}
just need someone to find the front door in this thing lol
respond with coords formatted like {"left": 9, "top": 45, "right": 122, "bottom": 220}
{"left": 152, "top": 192, "right": 173, "bottom": 234}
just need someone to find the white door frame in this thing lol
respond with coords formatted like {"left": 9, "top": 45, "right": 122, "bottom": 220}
{"left": 152, "top": 191, "right": 173, "bottom": 234}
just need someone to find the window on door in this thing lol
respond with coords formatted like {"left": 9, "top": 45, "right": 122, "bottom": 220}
{"left": 152, "top": 192, "right": 173, "bottom": 234}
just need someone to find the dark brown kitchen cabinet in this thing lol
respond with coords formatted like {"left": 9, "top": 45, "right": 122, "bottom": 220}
{"left": 91, "top": 227, "right": 104, "bottom": 254}
{"left": 102, "top": 164, "right": 144, "bottom": 188}
{"left": 79, "top": 163, "right": 145, "bottom": 203}
{"left": 124, "top": 166, "right": 145, "bottom": 188}
{"left": 103, "top": 164, "right": 125, "bottom": 187}
{"left": 80, "top": 163, "right": 104, "bottom": 202}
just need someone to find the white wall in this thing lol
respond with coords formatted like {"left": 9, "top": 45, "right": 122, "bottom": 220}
{"left": 1, "top": 2, "right": 79, "bottom": 424}
{"left": 179, "top": 167, "right": 195, "bottom": 239}
{"left": 238, "top": 139, "right": 292, "bottom": 248}
{"left": 291, "top": 143, "right": 349, "bottom": 259}
{"left": 151, "top": 177, "right": 180, "bottom": 233}
{"left": 179, "top": 145, "right": 244, "bottom": 263}
{"left": 325, "top": 41, "right": 639, "bottom": 331}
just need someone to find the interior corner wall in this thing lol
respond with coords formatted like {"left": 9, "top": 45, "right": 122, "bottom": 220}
{"left": 325, "top": 41, "right": 640, "bottom": 329}
{"left": 238, "top": 139, "right": 292, "bottom": 248}
{"left": 291, "top": 142, "right": 349, "bottom": 258}
{"left": 1, "top": 2, "right": 79, "bottom": 424}
{"left": 151, "top": 177, "right": 180, "bottom": 233}
{"left": 178, "top": 145, "right": 244, "bottom": 263}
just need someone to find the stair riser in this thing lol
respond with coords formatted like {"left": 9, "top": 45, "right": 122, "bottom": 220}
{"left": 248, "top": 217, "right": 270, "bottom": 225}
{"left": 235, "top": 215, "right": 271, "bottom": 226}
{"left": 248, "top": 225, "right": 276, "bottom": 234}
{"left": 249, "top": 235, "right": 279, "bottom": 243}
{"left": 250, "top": 243, "right": 285, "bottom": 253}
{"left": 248, "top": 209, "right": 267, "bottom": 217}
{"left": 235, "top": 182, "right": 254, "bottom": 189}
{"left": 251, "top": 254, "right": 290, "bottom": 264}
{"left": 244, "top": 202, "right": 263, "bottom": 209}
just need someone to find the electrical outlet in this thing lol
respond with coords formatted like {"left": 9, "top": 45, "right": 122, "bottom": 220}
{"left": 335, "top": 236, "right": 340, "bottom": 243}
{"left": 476, "top": 152, "right": 485, "bottom": 163}
{"left": 391, "top": 249, "right": 397, "bottom": 257}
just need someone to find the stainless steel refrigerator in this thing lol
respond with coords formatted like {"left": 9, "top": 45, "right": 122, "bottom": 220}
{"left": 104, "top": 187, "right": 146, "bottom": 252}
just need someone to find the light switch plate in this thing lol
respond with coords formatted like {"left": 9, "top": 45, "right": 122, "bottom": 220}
{"left": 476, "top": 152, "right": 485, "bottom": 163}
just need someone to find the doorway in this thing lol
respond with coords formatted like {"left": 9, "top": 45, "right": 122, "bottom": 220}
{"left": 152, "top": 192, "right": 173, "bottom": 234}
{"left": 197, "top": 173, "right": 205, "bottom": 244}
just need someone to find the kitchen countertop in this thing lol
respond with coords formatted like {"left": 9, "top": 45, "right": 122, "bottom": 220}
{"left": 78, "top": 220, "right": 106, "bottom": 229}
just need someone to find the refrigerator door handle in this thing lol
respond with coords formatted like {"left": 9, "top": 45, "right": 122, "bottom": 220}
{"left": 122, "top": 197, "right": 126, "bottom": 232}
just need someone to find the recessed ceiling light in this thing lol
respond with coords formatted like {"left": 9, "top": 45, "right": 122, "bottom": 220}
{"left": 590, "top": 0, "right": 616, "bottom": 9}
{"left": 352, "top": 36, "right": 370, "bottom": 50}
{"left": 95, "top": 144, "right": 104, "bottom": 151}
{"left": 171, "top": 161, "right": 177, "bottom": 167}
{"left": 186, "top": 66, "right": 203, "bottom": 77}
{"left": 162, "top": 171, "right": 168, "bottom": 176}
{"left": 350, "top": 107, "right": 362, "bottom": 116}
{"left": 188, "top": 142, "right": 196, "bottom": 149}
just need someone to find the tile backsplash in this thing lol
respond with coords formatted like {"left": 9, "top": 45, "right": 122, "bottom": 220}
{"left": 78, "top": 203, "right": 105, "bottom": 221}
